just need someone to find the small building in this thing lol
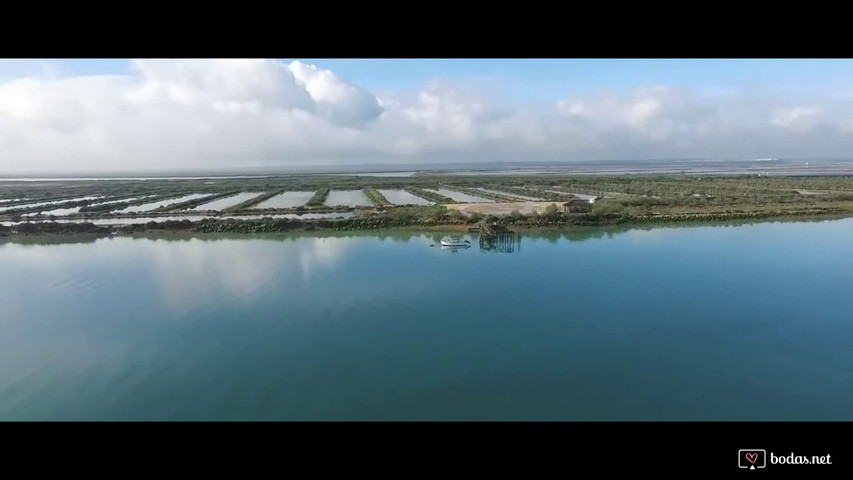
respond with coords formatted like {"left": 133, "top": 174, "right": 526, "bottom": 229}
{"left": 563, "top": 198, "right": 592, "bottom": 213}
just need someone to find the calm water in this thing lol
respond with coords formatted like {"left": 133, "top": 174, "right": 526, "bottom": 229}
{"left": 324, "top": 190, "right": 373, "bottom": 207}
{"left": 1, "top": 212, "right": 355, "bottom": 227}
{"left": 0, "top": 196, "right": 105, "bottom": 213}
{"left": 23, "top": 196, "right": 147, "bottom": 217}
{"left": 1, "top": 219, "right": 853, "bottom": 420}
{"left": 251, "top": 191, "right": 315, "bottom": 209}
{"left": 115, "top": 194, "right": 213, "bottom": 213}
{"left": 378, "top": 189, "right": 434, "bottom": 206}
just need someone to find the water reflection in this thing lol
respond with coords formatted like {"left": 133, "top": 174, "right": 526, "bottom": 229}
{"left": 0, "top": 235, "right": 360, "bottom": 318}
{"left": 3, "top": 219, "right": 853, "bottom": 420}
{"left": 479, "top": 232, "right": 520, "bottom": 253}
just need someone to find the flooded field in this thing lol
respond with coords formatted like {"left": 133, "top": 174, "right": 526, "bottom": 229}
{"left": 0, "top": 195, "right": 105, "bottom": 213}
{"left": 114, "top": 194, "right": 213, "bottom": 213}
{"left": 377, "top": 189, "right": 434, "bottom": 206}
{"left": 252, "top": 192, "right": 315, "bottom": 209}
{"left": 325, "top": 190, "right": 372, "bottom": 207}
{"left": 425, "top": 188, "right": 494, "bottom": 203}
{"left": 2, "top": 211, "right": 355, "bottom": 226}
{"left": 26, "top": 196, "right": 163, "bottom": 217}
{"left": 191, "top": 192, "right": 264, "bottom": 211}
{"left": 24, "top": 207, "right": 82, "bottom": 217}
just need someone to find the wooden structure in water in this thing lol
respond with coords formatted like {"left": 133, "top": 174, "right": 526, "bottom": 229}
{"left": 477, "top": 220, "right": 519, "bottom": 253}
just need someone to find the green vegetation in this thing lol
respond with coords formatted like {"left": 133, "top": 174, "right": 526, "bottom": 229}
{"left": 591, "top": 200, "right": 625, "bottom": 215}
{"left": 3, "top": 172, "right": 853, "bottom": 237}
{"left": 403, "top": 187, "right": 453, "bottom": 204}
{"left": 78, "top": 196, "right": 169, "bottom": 213}
{"left": 492, "top": 185, "right": 571, "bottom": 202}
{"left": 543, "top": 203, "right": 560, "bottom": 218}
{"left": 364, "top": 187, "right": 390, "bottom": 206}
{"left": 161, "top": 191, "right": 239, "bottom": 212}
{"left": 223, "top": 190, "right": 284, "bottom": 212}
{"left": 306, "top": 187, "right": 331, "bottom": 207}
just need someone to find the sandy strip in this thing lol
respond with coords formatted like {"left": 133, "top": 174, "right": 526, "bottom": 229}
{"left": 446, "top": 201, "right": 562, "bottom": 215}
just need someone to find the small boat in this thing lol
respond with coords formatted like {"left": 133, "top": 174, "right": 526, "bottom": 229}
{"left": 440, "top": 236, "right": 471, "bottom": 247}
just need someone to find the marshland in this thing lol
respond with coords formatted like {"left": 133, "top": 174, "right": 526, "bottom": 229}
{"left": 2, "top": 171, "right": 853, "bottom": 237}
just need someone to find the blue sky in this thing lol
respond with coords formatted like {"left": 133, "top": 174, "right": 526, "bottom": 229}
{"left": 8, "top": 58, "right": 853, "bottom": 101}
{"left": 302, "top": 59, "right": 853, "bottom": 103}
{"left": 2, "top": 58, "right": 853, "bottom": 172}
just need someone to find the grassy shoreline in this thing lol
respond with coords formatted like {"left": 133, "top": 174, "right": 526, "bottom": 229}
{"left": 2, "top": 208, "right": 851, "bottom": 242}
{"left": 3, "top": 173, "right": 853, "bottom": 240}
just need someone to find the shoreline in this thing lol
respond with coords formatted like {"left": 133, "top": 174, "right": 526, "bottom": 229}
{"left": 2, "top": 210, "right": 851, "bottom": 243}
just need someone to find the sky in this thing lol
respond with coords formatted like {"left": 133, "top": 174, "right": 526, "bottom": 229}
{"left": 2, "top": 58, "right": 853, "bottom": 173}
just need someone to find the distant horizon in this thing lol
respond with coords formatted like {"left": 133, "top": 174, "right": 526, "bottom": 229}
{"left": 1, "top": 157, "right": 848, "bottom": 179}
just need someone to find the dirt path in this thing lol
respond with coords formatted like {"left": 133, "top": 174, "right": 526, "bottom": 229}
{"left": 446, "top": 201, "right": 561, "bottom": 215}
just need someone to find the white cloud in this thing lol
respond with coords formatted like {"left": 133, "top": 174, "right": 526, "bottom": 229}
{"left": 770, "top": 106, "right": 821, "bottom": 131}
{"left": 1, "top": 59, "right": 853, "bottom": 173}
{"left": 288, "top": 60, "right": 382, "bottom": 126}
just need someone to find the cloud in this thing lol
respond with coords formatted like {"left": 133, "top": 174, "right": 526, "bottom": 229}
{"left": 1, "top": 59, "right": 853, "bottom": 173}
{"left": 555, "top": 86, "right": 853, "bottom": 159}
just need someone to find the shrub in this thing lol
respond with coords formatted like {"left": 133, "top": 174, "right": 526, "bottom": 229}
{"left": 543, "top": 203, "right": 560, "bottom": 218}
{"left": 592, "top": 201, "right": 624, "bottom": 215}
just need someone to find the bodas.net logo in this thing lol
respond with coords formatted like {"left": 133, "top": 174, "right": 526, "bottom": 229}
{"left": 739, "top": 449, "right": 766, "bottom": 469}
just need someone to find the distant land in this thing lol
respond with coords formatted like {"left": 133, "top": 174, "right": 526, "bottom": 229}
{"left": 3, "top": 158, "right": 853, "bottom": 180}
{"left": 3, "top": 163, "right": 853, "bottom": 238}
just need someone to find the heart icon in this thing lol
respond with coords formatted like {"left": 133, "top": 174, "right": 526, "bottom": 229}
{"left": 745, "top": 453, "right": 758, "bottom": 464}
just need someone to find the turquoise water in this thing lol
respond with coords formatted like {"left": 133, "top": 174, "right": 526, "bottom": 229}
{"left": 1, "top": 219, "right": 852, "bottom": 420}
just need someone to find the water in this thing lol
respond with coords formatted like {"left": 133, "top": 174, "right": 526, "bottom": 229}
{"left": 0, "top": 195, "right": 105, "bottom": 213}
{"left": 251, "top": 192, "right": 315, "bottom": 209}
{"left": 21, "top": 196, "right": 150, "bottom": 217}
{"left": 378, "top": 189, "right": 434, "bottom": 206}
{"left": 24, "top": 207, "right": 82, "bottom": 217}
{"left": 0, "top": 175, "right": 274, "bottom": 182}
{"left": 191, "top": 193, "right": 265, "bottom": 211}
{"left": 425, "top": 188, "right": 494, "bottom": 203}
{"left": 324, "top": 190, "right": 373, "bottom": 207}
{"left": 1, "top": 218, "right": 852, "bottom": 420}
{"left": 1, "top": 212, "right": 354, "bottom": 226}
{"left": 114, "top": 194, "right": 213, "bottom": 213}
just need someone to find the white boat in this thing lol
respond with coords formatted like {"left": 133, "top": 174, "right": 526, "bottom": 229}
{"left": 440, "top": 236, "right": 471, "bottom": 247}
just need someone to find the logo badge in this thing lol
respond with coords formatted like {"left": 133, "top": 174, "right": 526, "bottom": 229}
{"left": 739, "top": 449, "right": 767, "bottom": 469}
